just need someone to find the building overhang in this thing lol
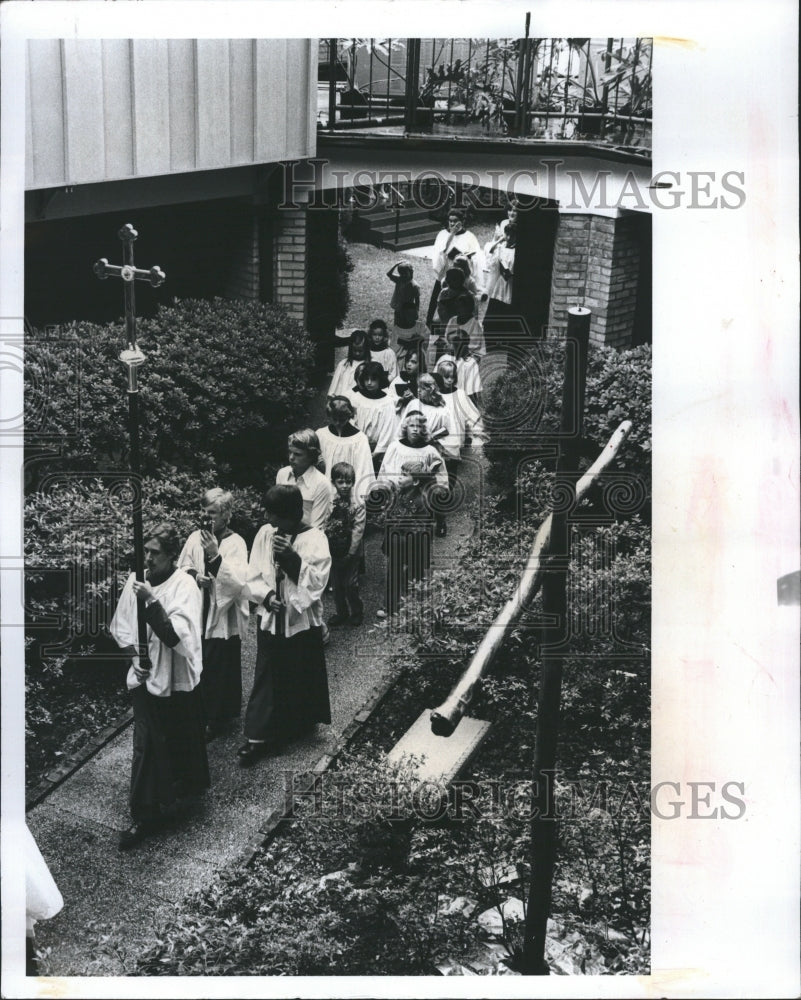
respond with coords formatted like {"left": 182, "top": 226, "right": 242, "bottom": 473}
{"left": 314, "top": 132, "right": 654, "bottom": 215}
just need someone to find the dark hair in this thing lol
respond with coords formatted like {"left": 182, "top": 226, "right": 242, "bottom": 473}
{"left": 368, "top": 319, "right": 388, "bottom": 335}
{"left": 326, "top": 395, "right": 356, "bottom": 420}
{"left": 264, "top": 484, "right": 303, "bottom": 523}
{"left": 144, "top": 522, "right": 182, "bottom": 561}
{"left": 454, "top": 292, "right": 475, "bottom": 319}
{"left": 504, "top": 222, "right": 518, "bottom": 246}
{"left": 447, "top": 208, "right": 466, "bottom": 224}
{"left": 356, "top": 360, "right": 390, "bottom": 390}
{"left": 330, "top": 461, "right": 356, "bottom": 484}
{"left": 444, "top": 267, "right": 466, "bottom": 289}
{"left": 398, "top": 344, "right": 428, "bottom": 374}
{"left": 348, "top": 329, "right": 371, "bottom": 364}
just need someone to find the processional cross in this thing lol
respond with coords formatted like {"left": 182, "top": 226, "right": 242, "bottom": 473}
{"left": 94, "top": 225, "right": 166, "bottom": 666}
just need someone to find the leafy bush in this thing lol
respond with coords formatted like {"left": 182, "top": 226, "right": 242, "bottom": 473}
{"left": 482, "top": 342, "right": 652, "bottom": 504}
{"left": 25, "top": 297, "right": 316, "bottom": 486}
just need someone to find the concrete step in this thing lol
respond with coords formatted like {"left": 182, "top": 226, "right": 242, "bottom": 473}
{"left": 362, "top": 206, "right": 435, "bottom": 225}
{"left": 381, "top": 232, "right": 439, "bottom": 251}
{"left": 371, "top": 219, "right": 441, "bottom": 238}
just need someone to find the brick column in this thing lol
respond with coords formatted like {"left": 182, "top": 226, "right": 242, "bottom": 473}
{"left": 548, "top": 213, "right": 642, "bottom": 348}
{"left": 272, "top": 206, "right": 308, "bottom": 326}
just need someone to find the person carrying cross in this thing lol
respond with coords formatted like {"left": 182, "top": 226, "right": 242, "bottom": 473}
{"left": 110, "top": 522, "right": 210, "bottom": 849}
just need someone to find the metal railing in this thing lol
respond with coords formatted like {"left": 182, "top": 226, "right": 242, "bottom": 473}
{"left": 318, "top": 37, "right": 652, "bottom": 155}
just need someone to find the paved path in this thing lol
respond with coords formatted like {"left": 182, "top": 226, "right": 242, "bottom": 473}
{"left": 28, "top": 451, "right": 485, "bottom": 976}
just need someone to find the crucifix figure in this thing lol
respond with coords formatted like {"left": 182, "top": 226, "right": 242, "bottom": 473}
{"left": 94, "top": 224, "right": 166, "bottom": 670}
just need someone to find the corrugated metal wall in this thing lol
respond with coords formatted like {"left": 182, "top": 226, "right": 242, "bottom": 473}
{"left": 26, "top": 38, "right": 317, "bottom": 190}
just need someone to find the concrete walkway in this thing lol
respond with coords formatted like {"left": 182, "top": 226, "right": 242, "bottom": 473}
{"left": 28, "top": 454, "right": 485, "bottom": 976}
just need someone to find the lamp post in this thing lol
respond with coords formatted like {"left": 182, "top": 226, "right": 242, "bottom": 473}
{"left": 93, "top": 224, "right": 165, "bottom": 668}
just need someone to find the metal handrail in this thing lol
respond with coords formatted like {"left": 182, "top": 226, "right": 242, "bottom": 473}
{"left": 430, "top": 420, "right": 633, "bottom": 737}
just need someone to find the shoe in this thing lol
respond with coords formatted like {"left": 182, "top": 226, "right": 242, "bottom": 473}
{"left": 119, "top": 818, "right": 160, "bottom": 850}
{"left": 327, "top": 613, "right": 348, "bottom": 628}
{"left": 348, "top": 614, "right": 364, "bottom": 627}
{"left": 238, "top": 742, "right": 271, "bottom": 767}
{"left": 375, "top": 609, "right": 387, "bottom": 619}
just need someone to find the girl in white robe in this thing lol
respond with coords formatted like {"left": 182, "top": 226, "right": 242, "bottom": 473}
{"left": 349, "top": 361, "right": 398, "bottom": 474}
{"left": 316, "top": 395, "right": 376, "bottom": 502}
{"left": 378, "top": 412, "right": 449, "bottom": 492}
{"left": 329, "top": 330, "right": 371, "bottom": 398}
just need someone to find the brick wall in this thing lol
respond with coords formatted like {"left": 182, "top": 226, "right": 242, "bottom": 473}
{"left": 223, "top": 213, "right": 260, "bottom": 301}
{"left": 548, "top": 213, "right": 642, "bottom": 348}
{"left": 272, "top": 207, "right": 308, "bottom": 326}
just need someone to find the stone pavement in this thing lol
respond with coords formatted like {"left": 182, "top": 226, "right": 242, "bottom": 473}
{"left": 28, "top": 453, "right": 486, "bottom": 976}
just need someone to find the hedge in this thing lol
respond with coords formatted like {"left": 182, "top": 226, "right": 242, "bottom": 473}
{"left": 25, "top": 297, "right": 316, "bottom": 486}
{"left": 482, "top": 342, "right": 652, "bottom": 504}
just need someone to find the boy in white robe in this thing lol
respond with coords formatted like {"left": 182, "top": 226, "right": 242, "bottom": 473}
{"left": 178, "top": 488, "right": 249, "bottom": 740}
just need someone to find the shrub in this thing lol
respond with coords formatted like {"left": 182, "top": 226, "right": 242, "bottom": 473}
{"left": 24, "top": 297, "right": 316, "bottom": 486}
{"left": 482, "top": 342, "right": 652, "bottom": 504}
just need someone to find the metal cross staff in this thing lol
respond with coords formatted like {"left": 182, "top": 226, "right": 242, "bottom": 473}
{"left": 94, "top": 224, "right": 165, "bottom": 667}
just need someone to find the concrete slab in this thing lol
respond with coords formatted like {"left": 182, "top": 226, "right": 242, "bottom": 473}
{"left": 387, "top": 710, "right": 491, "bottom": 785}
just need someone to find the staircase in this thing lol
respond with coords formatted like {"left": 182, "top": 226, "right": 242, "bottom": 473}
{"left": 349, "top": 202, "right": 441, "bottom": 252}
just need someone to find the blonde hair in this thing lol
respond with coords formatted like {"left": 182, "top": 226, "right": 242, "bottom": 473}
{"left": 201, "top": 487, "right": 234, "bottom": 521}
{"left": 287, "top": 428, "right": 321, "bottom": 460}
{"left": 400, "top": 411, "right": 430, "bottom": 443}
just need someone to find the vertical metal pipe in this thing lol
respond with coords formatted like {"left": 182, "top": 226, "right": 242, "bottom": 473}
{"left": 518, "top": 14, "right": 532, "bottom": 135}
{"left": 522, "top": 305, "right": 591, "bottom": 975}
{"left": 368, "top": 39, "right": 374, "bottom": 121}
{"left": 628, "top": 38, "right": 641, "bottom": 131}
{"left": 446, "top": 38, "right": 455, "bottom": 120}
{"left": 385, "top": 38, "right": 392, "bottom": 113}
{"left": 404, "top": 38, "right": 421, "bottom": 132}
{"left": 600, "top": 37, "right": 613, "bottom": 139}
{"left": 122, "top": 238, "right": 136, "bottom": 350}
{"left": 612, "top": 37, "right": 623, "bottom": 125}
{"left": 545, "top": 38, "right": 555, "bottom": 135}
{"left": 328, "top": 39, "right": 337, "bottom": 129}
